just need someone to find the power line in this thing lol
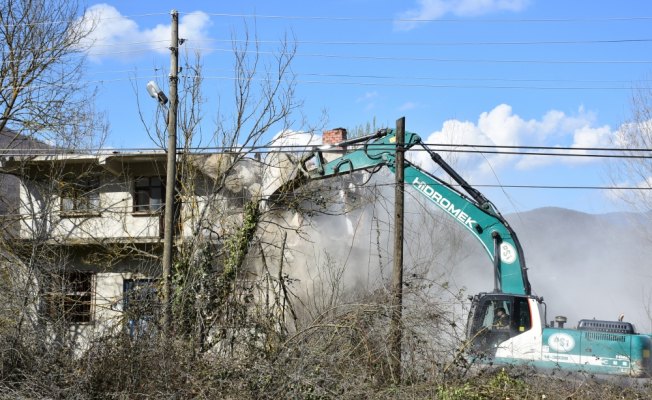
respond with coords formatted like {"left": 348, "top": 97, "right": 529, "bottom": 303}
{"left": 429, "top": 142, "right": 649, "bottom": 152}
{"left": 208, "top": 37, "right": 652, "bottom": 47}
{"left": 91, "top": 68, "right": 652, "bottom": 86}
{"left": 0, "top": 142, "right": 651, "bottom": 158}
{"left": 4, "top": 36, "right": 652, "bottom": 77}
{"left": 7, "top": 26, "right": 652, "bottom": 63}
{"left": 147, "top": 72, "right": 647, "bottom": 91}
{"left": 206, "top": 74, "right": 629, "bottom": 89}
{"left": 202, "top": 12, "right": 652, "bottom": 24}
{"left": 203, "top": 47, "right": 652, "bottom": 65}
{"left": 203, "top": 68, "right": 648, "bottom": 85}
{"left": 348, "top": 182, "right": 652, "bottom": 191}
{"left": 0, "top": 12, "right": 167, "bottom": 28}
{"left": 0, "top": 40, "right": 168, "bottom": 56}
{"left": 197, "top": 75, "right": 644, "bottom": 91}
{"left": 429, "top": 148, "right": 651, "bottom": 159}
{"left": 5, "top": 11, "right": 652, "bottom": 28}
{"left": 3, "top": 73, "right": 646, "bottom": 92}
{"left": 477, "top": 184, "right": 645, "bottom": 190}
{"left": 8, "top": 43, "right": 652, "bottom": 66}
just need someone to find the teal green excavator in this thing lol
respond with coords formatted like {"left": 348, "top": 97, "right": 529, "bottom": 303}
{"left": 270, "top": 128, "right": 652, "bottom": 377}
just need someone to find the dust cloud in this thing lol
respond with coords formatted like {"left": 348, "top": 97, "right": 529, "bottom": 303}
{"left": 260, "top": 131, "right": 652, "bottom": 333}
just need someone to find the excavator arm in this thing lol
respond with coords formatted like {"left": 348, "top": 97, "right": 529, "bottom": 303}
{"left": 271, "top": 128, "right": 530, "bottom": 295}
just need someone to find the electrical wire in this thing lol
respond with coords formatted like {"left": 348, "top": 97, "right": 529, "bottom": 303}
{"left": 203, "top": 38, "right": 652, "bottom": 47}
{"left": 11, "top": 36, "right": 652, "bottom": 54}
{"left": 0, "top": 143, "right": 650, "bottom": 158}
{"left": 2, "top": 72, "right": 647, "bottom": 92}
{"left": 6, "top": 48, "right": 651, "bottom": 69}
{"left": 310, "top": 181, "right": 652, "bottom": 191}
{"left": 0, "top": 142, "right": 647, "bottom": 152}
{"left": 0, "top": 12, "right": 167, "bottom": 28}
{"left": 199, "top": 47, "right": 652, "bottom": 65}
{"left": 6, "top": 11, "right": 652, "bottom": 29}
{"left": 201, "top": 13, "right": 652, "bottom": 24}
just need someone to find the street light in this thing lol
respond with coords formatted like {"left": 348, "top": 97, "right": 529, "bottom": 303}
{"left": 146, "top": 80, "right": 168, "bottom": 106}
{"left": 142, "top": 7, "right": 180, "bottom": 341}
{"left": 146, "top": 76, "right": 177, "bottom": 335}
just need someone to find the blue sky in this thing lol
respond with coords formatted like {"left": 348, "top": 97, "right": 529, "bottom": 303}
{"left": 77, "top": 1, "right": 652, "bottom": 214}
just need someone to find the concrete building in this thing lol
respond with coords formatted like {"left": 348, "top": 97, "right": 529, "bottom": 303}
{"left": 0, "top": 150, "right": 263, "bottom": 345}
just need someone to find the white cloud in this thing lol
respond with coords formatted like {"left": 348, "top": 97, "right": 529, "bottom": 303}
{"left": 399, "top": 101, "right": 419, "bottom": 111}
{"left": 571, "top": 125, "right": 612, "bottom": 148}
{"left": 78, "top": 4, "right": 212, "bottom": 61}
{"left": 357, "top": 91, "right": 379, "bottom": 102}
{"left": 516, "top": 122, "right": 612, "bottom": 170}
{"left": 478, "top": 104, "right": 531, "bottom": 146}
{"left": 356, "top": 91, "right": 380, "bottom": 111}
{"left": 179, "top": 12, "right": 212, "bottom": 42}
{"left": 409, "top": 104, "right": 615, "bottom": 183}
{"left": 394, "top": 0, "right": 530, "bottom": 30}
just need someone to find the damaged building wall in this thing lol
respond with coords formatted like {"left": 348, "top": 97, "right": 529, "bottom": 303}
{"left": 256, "top": 128, "right": 383, "bottom": 324}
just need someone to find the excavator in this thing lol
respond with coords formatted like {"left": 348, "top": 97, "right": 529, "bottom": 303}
{"left": 269, "top": 127, "right": 652, "bottom": 377}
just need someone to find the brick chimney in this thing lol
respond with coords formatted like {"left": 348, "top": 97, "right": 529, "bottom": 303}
{"left": 322, "top": 128, "right": 347, "bottom": 145}
{"left": 322, "top": 128, "right": 348, "bottom": 162}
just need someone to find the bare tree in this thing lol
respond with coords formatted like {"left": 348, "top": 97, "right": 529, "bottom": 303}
{"left": 610, "top": 84, "right": 652, "bottom": 213}
{"left": 0, "top": 1, "right": 112, "bottom": 394}
{"left": 0, "top": 0, "right": 102, "bottom": 145}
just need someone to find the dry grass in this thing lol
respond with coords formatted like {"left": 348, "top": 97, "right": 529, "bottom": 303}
{"left": 1, "top": 301, "right": 650, "bottom": 400}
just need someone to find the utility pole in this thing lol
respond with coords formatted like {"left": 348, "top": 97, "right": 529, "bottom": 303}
{"left": 161, "top": 9, "right": 179, "bottom": 335}
{"left": 389, "top": 116, "right": 405, "bottom": 383}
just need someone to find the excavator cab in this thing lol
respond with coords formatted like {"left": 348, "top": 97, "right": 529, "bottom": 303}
{"left": 466, "top": 293, "right": 535, "bottom": 358}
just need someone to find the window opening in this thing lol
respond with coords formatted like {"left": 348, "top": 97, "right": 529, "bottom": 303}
{"left": 133, "top": 176, "right": 164, "bottom": 213}
{"left": 480, "top": 299, "right": 512, "bottom": 330}
{"left": 123, "top": 279, "right": 158, "bottom": 337}
{"left": 49, "top": 271, "right": 94, "bottom": 324}
{"left": 60, "top": 177, "right": 100, "bottom": 214}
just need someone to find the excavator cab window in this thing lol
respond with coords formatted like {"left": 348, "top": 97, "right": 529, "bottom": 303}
{"left": 467, "top": 294, "right": 533, "bottom": 357}
{"left": 514, "top": 297, "right": 532, "bottom": 333}
{"left": 477, "top": 300, "right": 512, "bottom": 330}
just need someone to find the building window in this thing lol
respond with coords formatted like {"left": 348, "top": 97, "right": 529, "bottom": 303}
{"left": 133, "top": 176, "right": 164, "bottom": 213}
{"left": 60, "top": 178, "right": 100, "bottom": 215}
{"left": 48, "top": 271, "right": 94, "bottom": 324}
{"left": 123, "top": 279, "right": 158, "bottom": 337}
